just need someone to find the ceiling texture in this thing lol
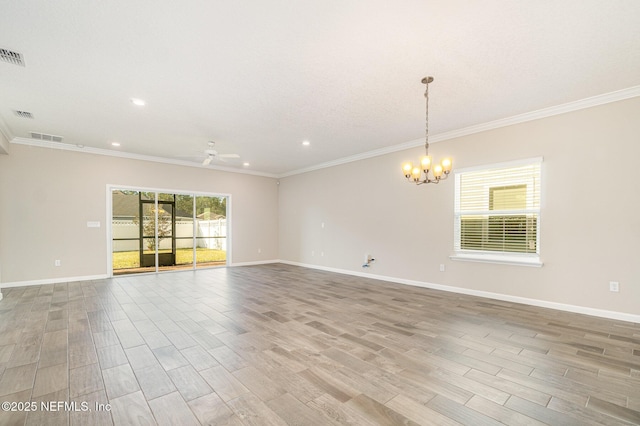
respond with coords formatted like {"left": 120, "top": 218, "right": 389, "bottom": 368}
{"left": 1, "top": 1, "right": 639, "bottom": 177}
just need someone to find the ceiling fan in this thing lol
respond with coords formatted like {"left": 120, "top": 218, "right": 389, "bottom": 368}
{"left": 200, "top": 141, "right": 240, "bottom": 166}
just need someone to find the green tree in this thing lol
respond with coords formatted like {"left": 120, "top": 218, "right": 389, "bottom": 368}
{"left": 135, "top": 206, "right": 172, "bottom": 251}
{"left": 175, "top": 195, "right": 227, "bottom": 218}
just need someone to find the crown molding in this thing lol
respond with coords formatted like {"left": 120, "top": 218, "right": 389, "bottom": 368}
{"left": 9, "top": 137, "right": 278, "bottom": 178}
{"left": 6, "top": 86, "right": 639, "bottom": 178}
{"left": 277, "top": 141, "right": 423, "bottom": 178}
{"left": 278, "top": 85, "right": 640, "bottom": 178}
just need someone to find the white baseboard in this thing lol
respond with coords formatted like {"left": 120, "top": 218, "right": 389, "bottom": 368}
{"left": 230, "top": 259, "right": 280, "bottom": 267}
{"left": 0, "top": 274, "right": 109, "bottom": 289}
{"left": 2, "top": 263, "right": 637, "bottom": 324}
{"left": 0, "top": 262, "right": 279, "bottom": 290}
{"left": 278, "top": 260, "right": 640, "bottom": 324}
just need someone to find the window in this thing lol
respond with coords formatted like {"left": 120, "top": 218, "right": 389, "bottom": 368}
{"left": 452, "top": 158, "right": 542, "bottom": 266}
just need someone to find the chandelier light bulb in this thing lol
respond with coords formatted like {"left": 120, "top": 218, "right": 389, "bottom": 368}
{"left": 420, "top": 155, "right": 432, "bottom": 171}
{"left": 402, "top": 162, "right": 413, "bottom": 177}
{"left": 411, "top": 167, "right": 422, "bottom": 181}
{"left": 442, "top": 158, "right": 452, "bottom": 172}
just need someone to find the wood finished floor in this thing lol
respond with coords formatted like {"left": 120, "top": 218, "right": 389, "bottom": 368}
{"left": 0, "top": 264, "right": 639, "bottom": 426}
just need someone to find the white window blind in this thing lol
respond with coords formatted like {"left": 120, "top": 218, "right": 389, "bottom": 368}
{"left": 454, "top": 159, "right": 541, "bottom": 259}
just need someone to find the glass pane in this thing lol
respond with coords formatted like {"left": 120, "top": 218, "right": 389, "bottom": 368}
{"left": 141, "top": 202, "right": 158, "bottom": 264}
{"left": 112, "top": 189, "right": 141, "bottom": 274}
{"left": 157, "top": 203, "right": 173, "bottom": 240}
{"left": 460, "top": 214, "right": 537, "bottom": 253}
{"left": 458, "top": 163, "right": 540, "bottom": 212}
{"left": 176, "top": 194, "right": 194, "bottom": 220}
{"left": 142, "top": 238, "right": 157, "bottom": 254}
{"left": 175, "top": 194, "right": 194, "bottom": 267}
{"left": 155, "top": 196, "right": 176, "bottom": 270}
{"left": 157, "top": 202, "right": 175, "bottom": 268}
{"left": 140, "top": 191, "right": 155, "bottom": 201}
{"left": 141, "top": 203, "right": 155, "bottom": 237}
{"left": 141, "top": 237, "right": 157, "bottom": 268}
{"left": 490, "top": 185, "right": 526, "bottom": 211}
{"left": 195, "top": 196, "right": 227, "bottom": 268}
{"left": 158, "top": 192, "right": 174, "bottom": 202}
{"left": 195, "top": 238, "right": 226, "bottom": 267}
{"left": 460, "top": 216, "right": 484, "bottom": 250}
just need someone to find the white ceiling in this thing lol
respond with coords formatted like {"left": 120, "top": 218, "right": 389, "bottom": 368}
{"left": 1, "top": 1, "right": 639, "bottom": 176}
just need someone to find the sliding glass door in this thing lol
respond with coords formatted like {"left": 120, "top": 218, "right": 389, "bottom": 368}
{"left": 111, "top": 188, "right": 228, "bottom": 275}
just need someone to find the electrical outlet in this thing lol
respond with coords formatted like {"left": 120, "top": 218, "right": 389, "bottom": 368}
{"left": 54, "top": 260, "right": 61, "bottom": 267}
{"left": 439, "top": 264, "right": 445, "bottom": 272}
{"left": 609, "top": 281, "right": 619, "bottom": 292}
{"left": 257, "top": 248, "right": 262, "bottom": 254}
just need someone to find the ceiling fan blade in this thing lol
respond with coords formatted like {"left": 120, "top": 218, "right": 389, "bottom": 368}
{"left": 202, "top": 157, "right": 212, "bottom": 166}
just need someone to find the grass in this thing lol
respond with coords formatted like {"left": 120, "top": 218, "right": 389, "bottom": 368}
{"left": 113, "top": 248, "right": 226, "bottom": 270}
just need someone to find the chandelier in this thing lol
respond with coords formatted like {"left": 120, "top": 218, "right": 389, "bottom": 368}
{"left": 402, "top": 76, "right": 452, "bottom": 184}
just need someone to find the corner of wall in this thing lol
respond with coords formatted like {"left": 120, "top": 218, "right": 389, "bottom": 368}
{"left": 0, "top": 118, "right": 11, "bottom": 155}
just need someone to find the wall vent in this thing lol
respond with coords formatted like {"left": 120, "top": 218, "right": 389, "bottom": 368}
{"left": 14, "top": 110, "right": 34, "bottom": 119}
{"left": 30, "top": 132, "right": 63, "bottom": 143}
{"left": 0, "top": 48, "right": 25, "bottom": 66}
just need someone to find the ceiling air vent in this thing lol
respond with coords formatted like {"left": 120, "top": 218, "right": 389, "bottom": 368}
{"left": 14, "top": 110, "right": 34, "bottom": 119}
{"left": 0, "top": 48, "right": 25, "bottom": 66}
{"left": 30, "top": 132, "right": 63, "bottom": 143}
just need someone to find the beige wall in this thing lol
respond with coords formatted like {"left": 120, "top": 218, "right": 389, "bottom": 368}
{"left": 278, "top": 97, "right": 640, "bottom": 316}
{"left": 1, "top": 98, "right": 638, "bottom": 317}
{"left": 0, "top": 144, "right": 279, "bottom": 283}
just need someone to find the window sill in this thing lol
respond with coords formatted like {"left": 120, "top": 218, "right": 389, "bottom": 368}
{"left": 450, "top": 253, "right": 543, "bottom": 267}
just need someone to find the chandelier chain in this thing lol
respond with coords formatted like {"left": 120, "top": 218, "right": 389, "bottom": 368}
{"left": 425, "top": 80, "right": 429, "bottom": 154}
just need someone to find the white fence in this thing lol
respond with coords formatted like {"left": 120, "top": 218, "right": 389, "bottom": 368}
{"left": 112, "top": 219, "right": 227, "bottom": 252}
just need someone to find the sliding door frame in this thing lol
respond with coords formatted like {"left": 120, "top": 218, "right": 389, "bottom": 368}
{"left": 106, "top": 184, "right": 232, "bottom": 277}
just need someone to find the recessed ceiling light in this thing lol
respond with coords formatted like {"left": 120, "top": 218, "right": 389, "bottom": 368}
{"left": 243, "top": 162, "right": 250, "bottom": 167}
{"left": 111, "top": 142, "right": 121, "bottom": 147}
{"left": 302, "top": 140, "right": 310, "bottom": 146}
{"left": 130, "top": 98, "right": 146, "bottom": 106}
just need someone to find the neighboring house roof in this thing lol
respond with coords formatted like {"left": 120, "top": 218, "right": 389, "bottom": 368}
{"left": 112, "top": 191, "right": 139, "bottom": 218}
